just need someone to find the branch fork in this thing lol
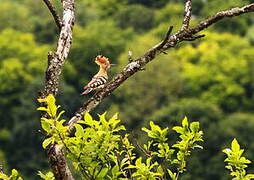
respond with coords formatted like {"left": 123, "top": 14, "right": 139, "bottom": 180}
{"left": 66, "top": 2, "right": 254, "bottom": 131}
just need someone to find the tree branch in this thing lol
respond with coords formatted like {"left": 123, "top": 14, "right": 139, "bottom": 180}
{"left": 67, "top": 3, "right": 254, "bottom": 131}
{"left": 181, "top": 0, "right": 192, "bottom": 31}
{"left": 40, "top": 0, "right": 75, "bottom": 179}
{"left": 42, "top": 0, "right": 62, "bottom": 31}
{"left": 42, "top": 0, "right": 75, "bottom": 97}
{"left": 188, "top": 3, "right": 254, "bottom": 35}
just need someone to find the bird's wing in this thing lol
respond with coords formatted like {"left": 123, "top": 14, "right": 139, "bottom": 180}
{"left": 85, "top": 76, "right": 108, "bottom": 89}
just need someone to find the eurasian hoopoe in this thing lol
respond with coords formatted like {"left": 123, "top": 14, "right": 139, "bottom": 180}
{"left": 81, "top": 55, "right": 114, "bottom": 95}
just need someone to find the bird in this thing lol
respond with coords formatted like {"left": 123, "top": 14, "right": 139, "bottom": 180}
{"left": 81, "top": 55, "right": 114, "bottom": 95}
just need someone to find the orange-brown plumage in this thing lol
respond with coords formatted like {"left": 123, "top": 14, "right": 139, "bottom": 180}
{"left": 81, "top": 55, "right": 112, "bottom": 95}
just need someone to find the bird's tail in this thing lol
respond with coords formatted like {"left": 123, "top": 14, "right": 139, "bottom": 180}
{"left": 81, "top": 87, "right": 93, "bottom": 95}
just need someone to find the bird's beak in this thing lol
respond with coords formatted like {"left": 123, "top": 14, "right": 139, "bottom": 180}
{"left": 110, "top": 64, "right": 116, "bottom": 66}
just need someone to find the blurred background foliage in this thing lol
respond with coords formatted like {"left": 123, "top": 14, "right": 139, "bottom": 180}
{"left": 0, "top": 0, "right": 254, "bottom": 179}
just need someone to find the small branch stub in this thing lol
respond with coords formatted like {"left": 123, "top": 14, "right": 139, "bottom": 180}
{"left": 128, "top": 51, "right": 134, "bottom": 62}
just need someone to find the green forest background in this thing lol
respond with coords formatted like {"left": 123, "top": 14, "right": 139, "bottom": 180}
{"left": 1, "top": 0, "right": 254, "bottom": 179}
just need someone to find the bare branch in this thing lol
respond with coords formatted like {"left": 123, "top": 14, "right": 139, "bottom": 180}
{"left": 40, "top": 0, "right": 75, "bottom": 179}
{"left": 43, "top": 0, "right": 62, "bottom": 31}
{"left": 182, "top": 34, "right": 206, "bottom": 41}
{"left": 181, "top": 0, "right": 192, "bottom": 30}
{"left": 42, "top": 0, "right": 75, "bottom": 97}
{"left": 67, "top": 3, "right": 254, "bottom": 131}
{"left": 189, "top": 3, "right": 254, "bottom": 34}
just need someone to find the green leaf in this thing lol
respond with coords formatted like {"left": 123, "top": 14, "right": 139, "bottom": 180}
{"left": 41, "top": 120, "right": 51, "bottom": 133}
{"left": 111, "top": 165, "right": 119, "bottom": 175}
{"left": 97, "top": 168, "right": 108, "bottom": 179}
{"left": 72, "top": 162, "right": 80, "bottom": 170}
{"left": 192, "top": 144, "right": 203, "bottom": 149}
{"left": 150, "top": 121, "right": 161, "bottom": 132}
{"left": 74, "top": 124, "right": 84, "bottom": 137}
{"left": 37, "top": 107, "right": 48, "bottom": 112}
{"left": 190, "top": 122, "right": 199, "bottom": 133}
{"left": 172, "top": 126, "right": 184, "bottom": 134}
{"left": 231, "top": 138, "right": 240, "bottom": 152}
{"left": 109, "top": 113, "right": 119, "bottom": 128}
{"left": 11, "top": 169, "right": 18, "bottom": 176}
{"left": 84, "top": 112, "right": 93, "bottom": 126}
{"left": 0, "top": 173, "right": 8, "bottom": 179}
{"left": 246, "top": 174, "right": 254, "bottom": 179}
{"left": 99, "top": 112, "right": 107, "bottom": 127}
{"left": 167, "top": 169, "right": 176, "bottom": 180}
{"left": 42, "top": 137, "right": 52, "bottom": 149}
{"left": 182, "top": 116, "right": 188, "bottom": 127}
{"left": 157, "top": 166, "right": 164, "bottom": 176}
{"left": 38, "top": 171, "right": 55, "bottom": 180}
{"left": 56, "top": 110, "right": 65, "bottom": 121}
{"left": 135, "top": 157, "right": 142, "bottom": 166}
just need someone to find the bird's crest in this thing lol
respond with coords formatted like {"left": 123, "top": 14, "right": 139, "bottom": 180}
{"left": 96, "top": 55, "right": 108, "bottom": 63}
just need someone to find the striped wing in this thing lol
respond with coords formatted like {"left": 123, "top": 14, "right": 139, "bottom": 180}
{"left": 87, "top": 76, "right": 108, "bottom": 89}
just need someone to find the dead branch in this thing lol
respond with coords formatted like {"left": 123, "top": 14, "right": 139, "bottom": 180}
{"left": 40, "top": 0, "right": 75, "bottom": 179}
{"left": 68, "top": 3, "right": 254, "bottom": 131}
{"left": 42, "top": 0, "right": 62, "bottom": 31}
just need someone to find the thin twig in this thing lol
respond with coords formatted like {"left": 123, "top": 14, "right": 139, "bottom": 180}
{"left": 42, "top": 0, "right": 62, "bottom": 31}
{"left": 157, "top": 26, "right": 173, "bottom": 50}
{"left": 189, "top": 3, "right": 254, "bottom": 35}
{"left": 182, "top": 34, "right": 206, "bottom": 41}
{"left": 181, "top": 0, "right": 192, "bottom": 30}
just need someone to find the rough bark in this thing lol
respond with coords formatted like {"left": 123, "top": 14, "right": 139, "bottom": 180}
{"left": 181, "top": 0, "right": 192, "bottom": 30}
{"left": 40, "top": 0, "right": 75, "bottom": 179}
{"left": 42, "top": 0, "right": 75, "bottom": 97}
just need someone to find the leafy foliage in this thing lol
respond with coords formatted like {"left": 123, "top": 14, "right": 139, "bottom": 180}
{"left": 223, "top": 139, "right": 254, "bottom": 180}
{"left": 37, "top": 95, "right": 203, "bottom": 179}
{"left": 0, "top": 169, "right": 23, "bottom": 180}
{"left": 37, "top": 94, "right": 68, "bottom": 149}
